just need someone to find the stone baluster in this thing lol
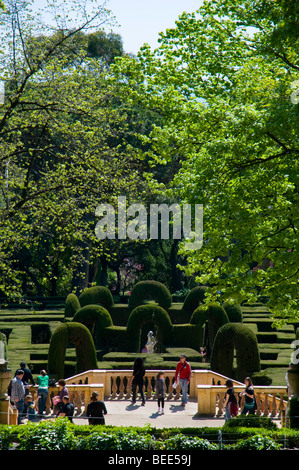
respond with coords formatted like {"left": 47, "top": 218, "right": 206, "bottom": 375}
{"left": 255, "top": 392, "right": 261, "bottom": 416}
{"left": 270, "top": 394, "right": 277, "bottom": 417}
{"left": 146, "top": 375, "right": 153, "bottom": 400}
{"left": 111, "top": 376, "right": 117, "bottom": 398}
{"left": 119, "top": 375, "right": 125, "bottom": 399}
{"left": 125, "top": 375, "right": 132, "bottom": 399}
{"left": 217, "top": 391, "right": 225, "bottom": 416}
{"left": 263, "top": 393, "right": 269, "bottom": 416}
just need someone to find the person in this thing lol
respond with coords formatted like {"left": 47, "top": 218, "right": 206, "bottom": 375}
{"left": 155, "top": 371, "right": 165, "bottom": 414}
{"left": 86, "top": 391, "right": 107, "bottom": 425}
{"left": 53, "top": 379, "right": 69, "bottom": 415}
{"left": 15, "top": 361, "right": 36, "bottom": 393}
{"left": 24, "top": 393, "right": 39, "bottom": 422}
{"left": 174, "top": 354, "right": 191, "bottom": 407}
{"left": 11, "top": 370, "right": 26, "bottom": 424}
{"left": 223, "top": 379, "right": 238, "bottom": 422}
{"left": 240, "top": 376, "right": 255, "bottom": 415}
{"left": 37, "top": 369, "right": 49, "bottom": 417}
{"left": 131, "top": 357, "right": 146, "bottom": 405}
{"left": 59, "top": 396, "right": 75, "bottom": 423}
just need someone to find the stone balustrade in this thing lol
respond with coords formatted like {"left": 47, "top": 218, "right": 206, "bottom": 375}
{"left": 2, "top": 368, "right": 289, "bottom": 424}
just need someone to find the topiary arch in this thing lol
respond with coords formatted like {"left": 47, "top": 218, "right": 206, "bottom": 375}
{"left": 78, "top": 286, "right": 114, "bottom": 310}
{"left": 64, "top": 293, "right": 81, "bottom": 319}
{"left": 72, "top": 304, "right": 113, "bottom": 348}
{"left": 48, "top": 322, "right": 98, "bottom": 379}
{"left": 210, "top": 323, "right": 261, "bottom": 382}
{"left": 190, "top": 303, "right": 229, "bottom": 352}
{"left": 182, "top": 286, "right": 207, "bottom": 318}
{"left": 128, "top": 280, "right": 172, "bottom": 311}
{"left": 126, "top": 304, "right": 173, "bottom": 352}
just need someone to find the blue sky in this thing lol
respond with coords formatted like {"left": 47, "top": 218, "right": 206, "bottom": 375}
{"left": 106, "top": 0, "right": 203, "bottom": 55}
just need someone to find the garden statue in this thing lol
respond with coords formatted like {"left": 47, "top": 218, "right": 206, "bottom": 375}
{"left": 145, "top": 331, "right": 156, "bottom": 354}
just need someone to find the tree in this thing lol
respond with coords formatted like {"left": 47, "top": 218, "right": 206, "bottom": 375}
{"left": 110, "top": 0, "right": 299, "bottom": 323}
{"left": 0, "top": 0, "right": 152, "bottom": 299}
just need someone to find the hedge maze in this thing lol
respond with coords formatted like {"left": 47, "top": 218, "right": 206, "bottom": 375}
{"left": 1, "top": 281, "right": 297, "bottom": 384}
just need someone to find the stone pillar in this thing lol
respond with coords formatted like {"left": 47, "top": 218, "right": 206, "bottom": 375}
{"left": 0, "top": 359, "right": 12, "bottom": 424}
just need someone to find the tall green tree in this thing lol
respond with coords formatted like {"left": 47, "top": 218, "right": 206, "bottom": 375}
{"left": 111, "top": 0, "right": 299, "bottom": 323}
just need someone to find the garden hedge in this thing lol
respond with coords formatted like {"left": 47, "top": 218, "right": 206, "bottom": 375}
{"left": 126, "top": 304, "right": 173, "bottom": 352}
{"left": 78, "top": 286, "right": 114, "bottom": 310}
{"left": 48, "top": 322, "right": 98, "bottom": 379}
{"left": 128, "top": 281, "right": 172, "bottom": 311}
{"left": 222, "top": 302, "right": 243, "bottom": 323}
{"left": 190, "top": 303, "right": 229, "bottom": 351}
{"left": 72, "top": 304, "right": 113, "bottom": 348}
{"left": 210, "top": 322, "right": 261, "bottom": 382}
{"left": 181, "top": 286, "right": 207, "bottom": 318}
{"left": 64, "top": 293, "right": 81, "bottom": 319}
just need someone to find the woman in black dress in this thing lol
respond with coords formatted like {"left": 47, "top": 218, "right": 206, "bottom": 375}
{"left": 86, "top": 391, "right": 107, "bottom": 425}
{"left": 240, "top": 376, "right": 255, "bottom": 415}
{"left": 131, "top": 357, "right": 146, "bottom": 405}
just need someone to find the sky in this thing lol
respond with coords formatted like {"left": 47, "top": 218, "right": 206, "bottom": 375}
{"left": 106, "top": 0, "right": 204, "bottom": 55}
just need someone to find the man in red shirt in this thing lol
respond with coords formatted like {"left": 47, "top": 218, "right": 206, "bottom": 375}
{"left": 175, "top": 354, "right": 191, "bottom": 407}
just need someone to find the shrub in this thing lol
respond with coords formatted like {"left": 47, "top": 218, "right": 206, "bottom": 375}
{"left": 16, "top": 418, "right": 77, "bottom": 451}
{"left": 160, "top": 434, "right": 218, "bottom": 450}
{"left": 223, "top": 415, "right": 277, "bottom": 429}
{"left": 210, "top": 322, "right": 261, "bottom": 381}
{"left": 172, "top": 324, "right": 205, "bottom": 351}
{"left": 64, "top": 293, "right": 81, "bottom": 319}
{"left": 182, "top": 286, "right": 207, "bottom": 318}
{"left": 222, "top": 302, "right": 243, "bottom": 323}
{"left": 289, "top": 396, "right": 299, "bottom": 429}
{"left": 73, "top": 304, "right": 113, "bottom": 348}
{"left": 79, "top": 286, "right": 114, "bottom": 310}
{"left": 126, "top": 304, "right": 173, "bottom": 352}
{"left": 233, "top": 434, "right": 282, "bottom": 450}
{"left": 76, "top": 430, "right": 153, "bottom": 450}
{"left": 48, "top": 322, "right": 98, "bottom": 379}
{"left": 0, "top": 427, "right": 12, "bottom": 450}
{"left": 190, "top": 303, "right": 229, "bottom": 351}
{"left": 128, "top": 281, "right": 172, "bottom": 311}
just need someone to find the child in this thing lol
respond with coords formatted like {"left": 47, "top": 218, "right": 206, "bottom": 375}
{"left": 155, "top": 372, "right": 165, "bottom": 414}
{"left": 24, "top": 394, "right": 39, "bottom": 421}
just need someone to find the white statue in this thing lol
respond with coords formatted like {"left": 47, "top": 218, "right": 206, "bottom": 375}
{"left": 145, "top": 331, "right": 156, "bottom": 354}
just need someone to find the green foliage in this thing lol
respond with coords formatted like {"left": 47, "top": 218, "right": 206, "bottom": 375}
{"left": 222, "top": 302, "right": 243, "bottom": 323}
{"left": 128, "top": 281, "right": 172, "bottom": 311}
{"left": 211, "top": 322, "right": 261, "bottom": 381}
{"left": 64, "top": 293, "right": 81, "bottom": 319}
{"left": 76, "top": 430, "right": 152, "bottom": 450}
{"left": 48, "top": 322, "right": 98, "bottom": 378}
{"left": 15, "top": 418, "right": 77, "bottom": 451}
{"left": 182, "top": 286, "right": 207, "bottom": 317}
{"left": 223, "top": 415, "right": 277, "bottom": 429}
{"left": 72, "top": 304, "right": 113, "bottom": 348}
{"left": 0, "top": 427, "right": 12, "bottom": 450}
{"left": 126, "top": 304, "right": 173, "bottom": 352}
{"left": 172, "top": 324, "right": 205, "bottom": 351}
{"left": 190, "top": 303, "right": 229, "bottom": 351}
{"left": 232, "top": 434, "right": 282, "bottom": 450}
{"left": 158, "top": 434, "right": 218, "bottom": 450}
{"left": 78, "top": 286, "right": 114, "bottom": 310}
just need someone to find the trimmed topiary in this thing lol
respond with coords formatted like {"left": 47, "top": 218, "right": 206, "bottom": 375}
{"left": 48, "top": 322, "right": 98, "bottom": 379}
{"left": 78, "top": 286, "right": 114, "bottom": 310}
{"left": 182, "top": 286, "right": 207, "bottom": 318}
{"left": 126, "top": 304, "right": 173, "bottom": 352}
{"left": 128, "top": 281, "right": 172, "bottom": 311}
{"left": 73, "top": 304, "right": 113, "bottom": 348}
{"left": 172, "top": 324, "right": 205, "bottom": 351}
{"left": 190, "top": 303, "right": 229, "bottom": 352}
{"left": 210, "top": 323, "right": 261, "bottom": 382}
{"left": 222, "top": 302, "right": 243, "bottom": 323}
{"left": 64, "top": 293, "right": 81, "bottom": 319}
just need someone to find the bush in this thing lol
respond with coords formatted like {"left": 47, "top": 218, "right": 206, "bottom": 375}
{"left": 289, "top": 396, "right": 299, "bottom": 429}
{"left": 159, "top": 434, "right": 218, "bottom": 450}
{"left": 73, "top": 304, "right": 113, "bottom": 348}
{"left": 182, "top": 286, "right": 207, "bottom": 318}
{"left": 211, "top": 322, "right": 261, "bottom": 381}
{"left": 48, "top": 322, "right": 98, "bottom": 378}
{"left": 233, "top": 434, "right": 282, "bottom": 450}
{"left": 76, "top": 430, "right": 153, "bottom": 450}
{"left": 223, "top": 415, "right": 277, "bottom": 429}
{"left": 64, "top": 293, "right": 81, "bottom": 319}
{"left": 128, "top": 281, "right": 172, "bottom": 311}
{"left": 222, "top": 302, "right": 243, "bottom": 323}
{"left": 126, "top": 304, "right": 173, "bottom": 352}
{"left": 79, "top": 286, "right": 114, "bottom": 310}
{"left": 172, "top": 324, "right": 204, "bottom": 351}
{"left": 16, "top": 418, "right": 77, "bottom": 451}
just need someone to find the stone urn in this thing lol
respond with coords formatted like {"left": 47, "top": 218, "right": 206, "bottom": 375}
{"left": 287, "top": 364, "right": 299, "bottom": 398}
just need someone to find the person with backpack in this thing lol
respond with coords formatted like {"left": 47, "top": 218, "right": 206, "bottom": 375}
{"left": 223, "top": 379, "right": 238, "bottom": 421}
{"left": 174, "top": 354, "right": 191, "bottom": 407}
